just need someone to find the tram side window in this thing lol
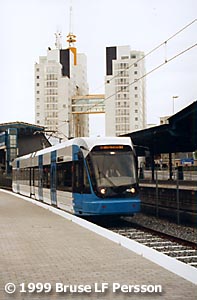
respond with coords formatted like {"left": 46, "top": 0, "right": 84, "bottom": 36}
{"left": 43, "top": 166, "right": 50, "bottom": 188}
{"left": 73, "top": 161, "right": 91, "bottom": 194}
{"left": 19, "top": 168, "right": 30, "bottom": 185}
{"left": 18, "top": 168, "right": 22, "bottom": 183}
{"left": 12, "top": 168, "right": 17, "bottom": 181}
{"left": 34, "top": 167, "right": 39, "bottom": 187}
{"left": 57, "top": 162, "right": 72, "bottom": 192}
{"left": 26, "top": 168, "right": 31, "bottom": 185}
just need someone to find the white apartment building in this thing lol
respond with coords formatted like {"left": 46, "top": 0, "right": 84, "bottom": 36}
{"left": 35, "top": 37, "right": 89, "bottom": 139}
{"left": 105, "top": 45, "right": 146, "bottom": 136}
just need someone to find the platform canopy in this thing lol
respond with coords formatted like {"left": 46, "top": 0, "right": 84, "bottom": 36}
{"left": 0, "top": 121, "right": 45, "bottom": 135}
{"left": 123, "top": 101, "right": 197, "bottom": 155}
{"left": 0, "top": 122, "right": 51, "bottom": 174}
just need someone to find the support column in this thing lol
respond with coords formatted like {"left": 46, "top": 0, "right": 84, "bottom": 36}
{"left": 151, "top": 152, "right": 155, "bottom": 181}
{"left": 169, "top": 152, "right": 173, "bottom": 180}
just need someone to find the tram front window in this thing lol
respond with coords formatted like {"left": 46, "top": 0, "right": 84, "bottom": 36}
{"left": 87, "top": 146, "right": 137, "bottom": 197}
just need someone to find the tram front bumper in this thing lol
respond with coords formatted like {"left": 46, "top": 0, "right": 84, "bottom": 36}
{"left": 81, "top": 198, "right": 141, "bottom": 216}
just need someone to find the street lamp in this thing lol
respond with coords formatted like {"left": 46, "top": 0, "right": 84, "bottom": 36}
{"left": 172, "top": 96, "right": 179, "bottom": 176}
{"left": 172, "top": 96, "right": 179, "bottom": 115}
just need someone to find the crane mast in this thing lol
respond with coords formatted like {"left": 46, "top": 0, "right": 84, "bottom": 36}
{"left": 67, "top": 4, "right": 76, "bottom": 47}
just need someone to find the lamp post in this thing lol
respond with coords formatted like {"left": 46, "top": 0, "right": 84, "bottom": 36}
{"left": 172, "top": 96, "right": 179, "bottom": 177}
{"left": 172, "top": 95, "right": 179, "bottom": 115}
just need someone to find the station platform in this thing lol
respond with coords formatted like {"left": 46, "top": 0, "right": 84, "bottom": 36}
{"left": 0, "top": 189, "right": 196, "bottom": 300}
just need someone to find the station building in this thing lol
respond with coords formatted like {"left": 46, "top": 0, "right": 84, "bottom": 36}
{"left": 0, "top": 122, "right": 51, "bottom": 176}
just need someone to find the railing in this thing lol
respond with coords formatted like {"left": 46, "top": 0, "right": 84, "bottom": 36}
{"left": 138, "top": 168, "right": 197, "bottom": 225}
{"left": 139, "top": 169, "right": 197, "bottom": 181}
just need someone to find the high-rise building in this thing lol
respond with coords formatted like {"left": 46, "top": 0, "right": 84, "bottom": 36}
{"left": 35, "top": 32, "right": 89, "bottom": 139}
{"left": 105, "top": 45, "right": 146, "bottom": 136}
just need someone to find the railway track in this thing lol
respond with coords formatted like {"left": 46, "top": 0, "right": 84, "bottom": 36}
{"left": 96, "top": 218, "right": 197, "bottom": 269}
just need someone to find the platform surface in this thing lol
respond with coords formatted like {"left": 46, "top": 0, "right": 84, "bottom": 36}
{"left": 0, "top": 189, "right": 196, "bottom": 300}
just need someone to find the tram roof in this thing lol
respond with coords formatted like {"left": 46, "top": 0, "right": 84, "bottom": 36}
{"left": 14, "top": 136, "right": 133, "bottom": 161}
{"left": 122, "top": 100, "right": 197, "bottom": 155}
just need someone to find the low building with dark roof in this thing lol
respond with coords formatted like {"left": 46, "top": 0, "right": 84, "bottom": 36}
{"left": 0, "top": 122, "right": 51, "bottom": 176}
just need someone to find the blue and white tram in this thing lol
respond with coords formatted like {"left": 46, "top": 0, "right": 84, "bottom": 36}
{"left": 12, "top": 137, "right": 140, "bottom": 216}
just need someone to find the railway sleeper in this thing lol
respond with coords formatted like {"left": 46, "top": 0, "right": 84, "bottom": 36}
{"left": 163, "top": 249, "right": 197, "bottom": 254}
{"left": 142, "top": 241, "right": 174, "bottom": 246}
{"left": 188, "top": 262, "right": 197, "bottom": 266}
{"left": 176, "top": 255, "right": 197, "bottom": 261}
{"left": 153, "top": 245, "right": 187, "bottom": 250}
{"left": 135, "top": 237, "right": 163, "bottom": 242}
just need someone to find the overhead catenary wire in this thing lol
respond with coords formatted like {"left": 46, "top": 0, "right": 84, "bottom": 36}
{"left": 92, "top": 19, "right": 197, "bottom": 90}
{"left": 85, "top": 43, "right": 197, "bottom": 113}
{"left": 60, "top": 19, "right": 197, "bottom": 115}
{"left": 84, "top": 19, "right": 196, "bottom": 113}
{"left": 55, "top": 19, "right": 196, "bottom": 117}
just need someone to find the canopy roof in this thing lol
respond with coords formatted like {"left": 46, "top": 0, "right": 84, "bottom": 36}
{"left": 123, "top": 101, "right": 197, "bottom": 155}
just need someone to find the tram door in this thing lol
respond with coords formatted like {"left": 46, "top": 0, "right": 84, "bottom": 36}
{"left": 73, "top": 151, "right": 87, "bottom": 212}
{"left": 30, "top": 167, "right": 35, "bottom": 198}
{"left": 16, "top": 160, "right": 20, "bottom": 193}
{"left": 38, "top": 155, "right": 43, "bottom": 201}
{"left": 50, "top": 151, "right": 57, "bottom": 206}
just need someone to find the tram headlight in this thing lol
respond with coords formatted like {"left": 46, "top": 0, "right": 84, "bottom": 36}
{"left": 126, "top": 188, "right": 136, "bottom": 194}
{"left": 100, "top": 188, "right": 106, "bottom": 195}
{"left": 97, "top": 187, "right": 107, "bottom": 196}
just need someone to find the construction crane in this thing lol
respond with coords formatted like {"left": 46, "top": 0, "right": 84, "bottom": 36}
{"left": 67, "top": 4, "right": 76, "bottom": 47}
{"left": 66, "top": 3, "right": 77, "bottom": 65}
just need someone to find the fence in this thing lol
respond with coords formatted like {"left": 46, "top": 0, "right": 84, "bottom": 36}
{"left": 139, "top": 168, "right": 197, "bottom": 225}
{"left": 140, "top": 168, "right": 197, "bottom": 181}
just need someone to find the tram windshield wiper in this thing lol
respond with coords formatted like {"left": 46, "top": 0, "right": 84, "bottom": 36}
{"left": 96, "top": 168, "right": 119, "bottom": 188}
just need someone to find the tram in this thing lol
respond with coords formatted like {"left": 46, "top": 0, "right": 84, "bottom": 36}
{"left": 12, "top": 137, "right": 140, "bottom": 216}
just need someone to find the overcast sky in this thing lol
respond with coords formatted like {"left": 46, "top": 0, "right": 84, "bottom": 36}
{"left": 1, "top": 0, "right": 196, "bottom": 136}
